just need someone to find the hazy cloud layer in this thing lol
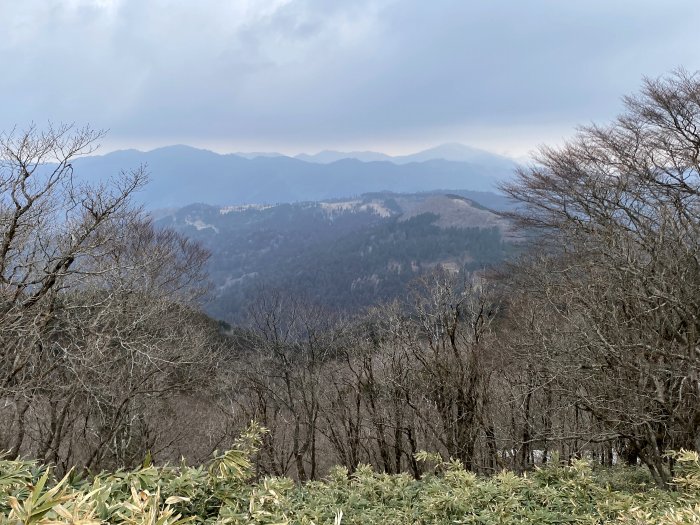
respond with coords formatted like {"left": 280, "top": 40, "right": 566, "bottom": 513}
{"left": 1, "top": 0, "right": 699, "bottom": 156}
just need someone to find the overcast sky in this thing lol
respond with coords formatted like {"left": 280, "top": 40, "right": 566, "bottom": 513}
{"left": 1, "top": 0, "right": 699, "bottom": 158}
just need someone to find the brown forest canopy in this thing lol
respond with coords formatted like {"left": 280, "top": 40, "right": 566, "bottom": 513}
{"left": 0, "top": 124, "right": 220, "bottom": 471}
{"left": 0, "top": 70, "right": 698, "bottom": 488}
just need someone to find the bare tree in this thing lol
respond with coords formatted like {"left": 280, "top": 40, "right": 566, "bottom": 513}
{"left": 0, "top": 124, "right": 219, "bottom": 471}
{"left": 501, "top": 69, "right": 700, "bottom": 485}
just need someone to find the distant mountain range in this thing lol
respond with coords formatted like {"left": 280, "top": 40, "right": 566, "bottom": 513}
{"left": 156, "top": 190, "right": 519, "bottom": 322}
{"left": 294, "top": 143, "right": 517, "bottom": 168}
{"left": 73, "top": 143, "right": 518, "bottom": 209}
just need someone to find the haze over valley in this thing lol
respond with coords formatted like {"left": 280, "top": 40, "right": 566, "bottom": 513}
{"left": 83, "top": 140, "right": 521, "bottom": 322}
{"left": 74, "top": 142, "right": 517, "bottom": 208}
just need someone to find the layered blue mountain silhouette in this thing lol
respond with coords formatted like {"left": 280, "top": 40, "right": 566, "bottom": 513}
{"left": 73, "top": 143, "right": 518, "bottom": 209}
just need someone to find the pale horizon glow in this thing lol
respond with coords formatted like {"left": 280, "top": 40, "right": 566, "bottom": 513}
{"left": 96, "top": 120, "right": 583, "bottom": 162}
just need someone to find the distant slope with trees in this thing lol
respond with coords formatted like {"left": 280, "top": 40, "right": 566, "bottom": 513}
{"left": 156, "top": 191, "right": 518, "bottom": 322}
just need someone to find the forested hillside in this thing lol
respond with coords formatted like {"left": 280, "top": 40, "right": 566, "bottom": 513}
{"left": 156, "top": 191, "right": 518, "bottom": 321}
{"left": 4, "top": 0, "right": 700, "bottom": 521}
{"left": 0, "top": 72, "right": 699, "bottom": 524}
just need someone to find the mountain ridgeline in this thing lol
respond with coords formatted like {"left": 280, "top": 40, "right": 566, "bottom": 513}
{"left": 156, "top": 191, "right": 519, "bottom": 322}
{"left": 75, "top": 143, "right": 517, "bottom": 209}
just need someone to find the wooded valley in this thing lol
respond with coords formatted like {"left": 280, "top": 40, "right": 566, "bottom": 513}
{"left": 0, "top": 70, "right": 699, "bottom": 523}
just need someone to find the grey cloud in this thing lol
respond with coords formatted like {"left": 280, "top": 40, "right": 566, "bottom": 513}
{"left": 0, "top": 0, "right": 698, "bottom": 155}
